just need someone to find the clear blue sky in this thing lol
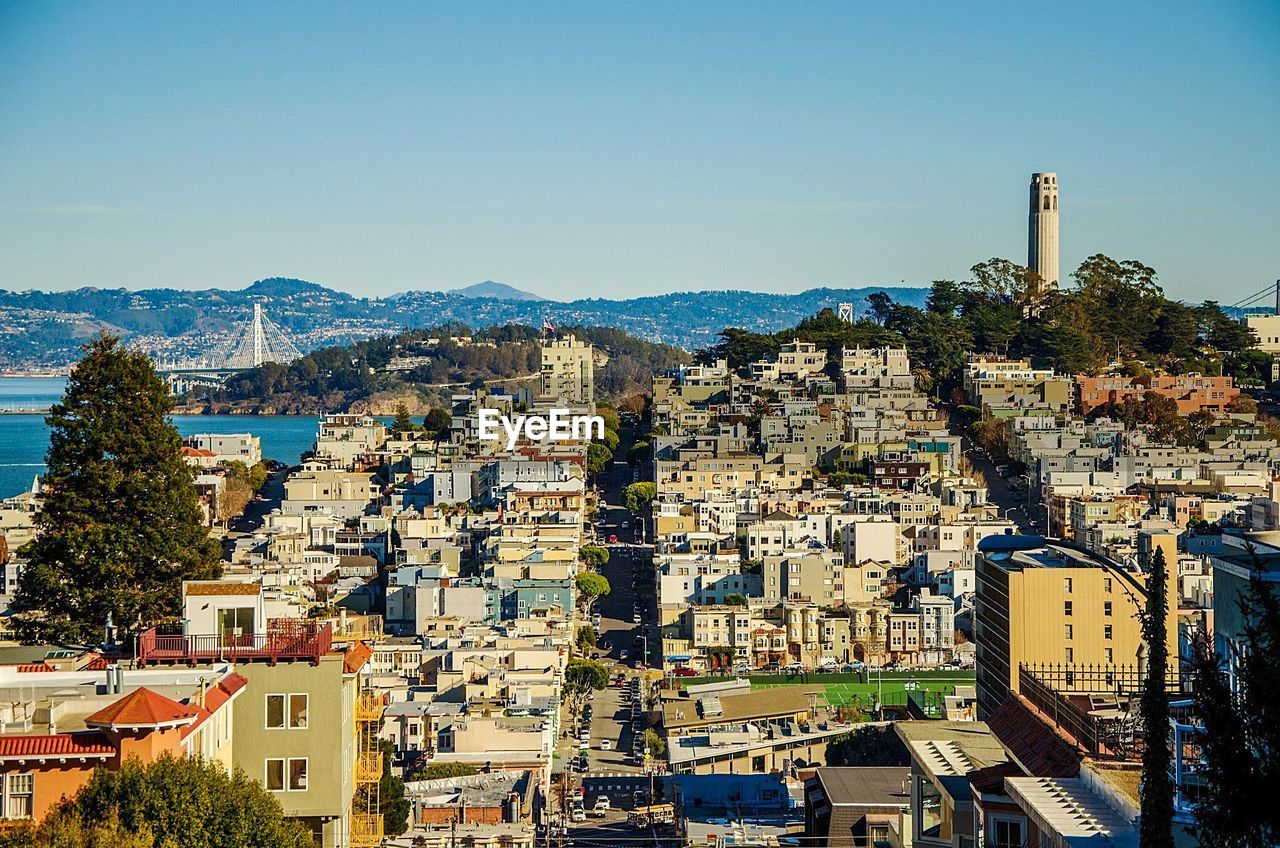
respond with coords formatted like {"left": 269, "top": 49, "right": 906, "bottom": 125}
{"left": 1, "top": 1, "right": 1277, "bottom": 302}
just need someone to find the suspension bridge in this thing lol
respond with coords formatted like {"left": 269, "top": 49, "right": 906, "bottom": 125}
{"left": 157, "top": 303, "right": 304, "bottom": 394}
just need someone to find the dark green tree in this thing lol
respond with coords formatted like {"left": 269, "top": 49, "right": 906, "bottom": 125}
{"left": 13, "top": 336, "right": 220, "bottom": 644}
{"left": 623, "top": 481, "right": 657, "bottom": 514}
{"left": 376, "top": 740, "right": 411, "bottom": 836}
{"left": 579, "top": 545, "right": 609, "bottom": 568}
{"left": 391, "top": 402, "right": 416, "bottom": 435}
{"left": 407, "top": 762, "right": 478, "bottom": 782}
{"left": 26, "top": 754, "right": 312, "bottom": 848}
{"left": 422, "top": 407, "right": 452, "bottom": 439}
{"left": 575, "top": 572, "right": 611, "bottom": 602}
{"left": 1139, "top": 547, "right": 1173, "bottom": 848}
{"left": 565, "top": 658, "right": 609, "bottom": 692}
{"left": 723, "top": 593, "right": 748, "bottom": 606}
{"left": 1189, "top": 566, "right": 1280, "bottom": 847}
{"left": 826, "top": 725, "right": 910, "bottom": 766}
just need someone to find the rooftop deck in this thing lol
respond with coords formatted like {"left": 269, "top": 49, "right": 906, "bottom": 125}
{"left": 137, "top": 619, "right": 332, "bottom": 667}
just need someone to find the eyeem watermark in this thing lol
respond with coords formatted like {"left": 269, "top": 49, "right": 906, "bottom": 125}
{"left": 477, "top": 408, "right": 604, "bottom": 450}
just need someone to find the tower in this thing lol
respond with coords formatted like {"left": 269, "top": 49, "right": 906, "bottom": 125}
{"left": 1028, "top": 172, "right": 1059, "bottom": 295}
{"left": 837, "top": 302, "right": 854, "bottom": 323}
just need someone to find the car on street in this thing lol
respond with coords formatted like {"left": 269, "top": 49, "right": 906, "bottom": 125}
{"left": 594, "top": 796, "right": 611, "bottom": 814}
{"left": 570, "top": 806, "right": 586, "bottom": 823}
{"left": 673, "top": 667, "right": 698, "bottom": 677}
{"left": 599, "top": 739, "right": 611, "bottom": 750}
{"left": 619, "top": 650, "right": 629, "bottom": 661}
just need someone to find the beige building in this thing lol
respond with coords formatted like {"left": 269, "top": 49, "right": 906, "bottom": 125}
{"left": 540, "top": 334, "right": 593, "bottom": 404}
{"left": 974, "top": 539, "right": 1179, "bottom": 718}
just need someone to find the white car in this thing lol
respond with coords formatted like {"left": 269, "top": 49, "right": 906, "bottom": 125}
{"left": 570, "top": 807, "right": 587, "bottom": 823}
{"left": 599, "top": 739, "right": 612, "bottom": 750}
{"left": 594, "top": 796, "right": 611, "bottom": 812}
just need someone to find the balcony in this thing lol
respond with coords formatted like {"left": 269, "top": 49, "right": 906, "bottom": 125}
{"left": 355, "top": 749, "right": 384, "bottom": 784}
{"left": 355, "top": 691, "right": 385, "bottom": 723}
{"left": 349, "top": 813, "right": 384, "bottom": 848}
{"left": 1018, "top": 662, "right": 1186, "bottom": 758}
{"left": 137, "top": 619, "right": 333, "bottom": 667}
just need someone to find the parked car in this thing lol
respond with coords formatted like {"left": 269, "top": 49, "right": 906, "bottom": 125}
{"left": 673, "top": 667, "right": 699, "bottom": 677}
{"left": 599, "top": 739, "right": 612, "bottom": 750}
{"left": 571, "top": 806, "right": 587, "bottom": 823}
{"left": 594, "top": 796, "right": 611, "bottom": 813}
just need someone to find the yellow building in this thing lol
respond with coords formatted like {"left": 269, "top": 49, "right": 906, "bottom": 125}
{"left": 974, "top": 538, "right": 1179, "bottom": 719}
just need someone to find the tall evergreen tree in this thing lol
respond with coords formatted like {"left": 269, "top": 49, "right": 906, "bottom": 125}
{"left": 13, "top": 336, "right": 220, "bottom": 644}
{"left": 391, "top": 401, "right": 416, "bottom": 434}
{"left": 1190, "top": 563, "right": 1280, "bottom": 847}
{"left": 1139, "top": 546, "right": 1173, "bottom": 848}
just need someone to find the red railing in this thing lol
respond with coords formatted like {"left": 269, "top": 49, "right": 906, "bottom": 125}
{"left": 137, "top": 619, "right": 332, "bottom": 667}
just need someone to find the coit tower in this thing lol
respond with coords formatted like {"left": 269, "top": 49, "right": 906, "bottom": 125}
{"left": 1028, "top": 172, "right": 1059, "bottom": 294}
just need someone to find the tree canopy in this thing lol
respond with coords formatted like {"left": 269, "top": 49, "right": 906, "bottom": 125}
{"left": 565, "top": 658, "right": 609, "bottom": 692}
{"left": 407, "top": 762, "right": 478, "bottom": 782}
{"left": 1189, "top": 567, "right": 1280, "bottom": 846}
{"left": 575, "top": 572, "right": 611, "bottom": 599}
{"left": 623, "top": 482, "right": 657, "bottom": 514}
{"left": 695, "top": 255, "right": 1264, "bottom": 393}
{"left": 0, "top": 755, "right": 312, "bottom": 848}
{"left": 13, "top": 336, "right": 220, "bottom": 644}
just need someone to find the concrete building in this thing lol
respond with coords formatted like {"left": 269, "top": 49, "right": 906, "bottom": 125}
{"left": 1028, "top": 172, "right": 1059, "bottom": 294}
{"left": 539, "top": 334, "right": 593, "bottom": 404}
{"left": 973, "top": 535, "right": 1178, "bottom": 719}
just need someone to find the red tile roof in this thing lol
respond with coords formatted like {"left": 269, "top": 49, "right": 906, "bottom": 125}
{"left": 987, "top": 695, "right": 1082, "bottom": 779}
{"left": 343, "top": 641, "right": 373, "bottom": 674}
{"left": 180, "top": 673, "right": 248, "bottom": 740}
{"left": 85, "top": 687, "right": 199, "bottom": 730}
{"left": 14, "top": 662, "right": 54, "bottom": 673}
{"left": 0, "top": 732, "right": 114, "bottom": 761}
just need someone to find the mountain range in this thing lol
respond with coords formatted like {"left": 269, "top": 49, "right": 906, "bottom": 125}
{"left": 0, "top": 278, "right": 929, "bottom": 370}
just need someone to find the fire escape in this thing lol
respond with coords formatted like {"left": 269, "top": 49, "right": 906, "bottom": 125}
{"left": 350, "top": 689, "right": 386, "bottom": 847}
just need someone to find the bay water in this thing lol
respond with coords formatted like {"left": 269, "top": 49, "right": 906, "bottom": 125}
{"left": 0, "top": 377, "right": 331, "bottom": 499}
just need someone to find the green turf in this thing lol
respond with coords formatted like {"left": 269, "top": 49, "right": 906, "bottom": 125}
{"left": 751, "top": 674, "right": 975, "bottom": 707}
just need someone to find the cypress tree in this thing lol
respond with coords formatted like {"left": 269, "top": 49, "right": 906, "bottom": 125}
{"left": 1189, "top": 562, "right": 1280, "bottom": 847}
{"left": 1139, "top": 546, "right": 1173, "bottom": 848}
{"left": 13, "top": 336, "right": 220, "bottom": 644}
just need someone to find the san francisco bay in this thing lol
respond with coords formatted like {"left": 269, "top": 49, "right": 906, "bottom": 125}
{"left": 0, "top": 377, "right": 327, "bottom": 498}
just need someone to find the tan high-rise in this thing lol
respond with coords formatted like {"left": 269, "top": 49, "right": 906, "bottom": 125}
{"left": 1028, "top": 172, "right": 1059, "bottom": 294}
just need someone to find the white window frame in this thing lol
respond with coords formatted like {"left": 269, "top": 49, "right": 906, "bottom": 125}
{"left": 265, "top": 693, "right": 309, "bottom": 730}
{"left": 3, "top": 772, "right": 34, "bottom": 820}
{"left": 265, "top": 757, "right": 309, "bottom": 792}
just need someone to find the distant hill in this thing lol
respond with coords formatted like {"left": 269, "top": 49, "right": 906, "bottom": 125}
{"left": 451, "top": 280, "right": 546, "bottom": 301}
{"left": 0, "top": 278, "right": 930, "bottom": 370}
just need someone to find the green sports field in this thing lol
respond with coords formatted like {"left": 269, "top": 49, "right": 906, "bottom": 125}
{"left": 753, "top": 673, "right": 975, "bottom": 708}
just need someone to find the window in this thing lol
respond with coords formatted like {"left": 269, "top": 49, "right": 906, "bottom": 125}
{"left": 993, "top": 818, "right": 1025, "bottom": 848}
{"left": 1104, "top": 577, "right": 1113, "bottom": 593}
{"left": 4, "top": 773, "right": 33, "bottom": 820}
{"left": 266, "top": 694, "right": 308, "bottom": 729}
{"left": 1104, "top": 601, "right": 1112, "bottom": 617}
{"left": 266, "top": 759, "right": 285, "bottom": 791}
{"left": 1064, "top": 600, "right": 1073, "bottom": 616}
{"left": 1064, "top": 624, "right": 1073, "bottom": 640}
{"left": 1104, "top": 625, "right": 1113, "bottom": 640}
{"left": 267, "top": 758, "right": 307, "bottom": 791}
{"left": 1065, "top": 647, "right": 1074, "bottom": 663}
{"left": 1105, "top": 648, "right": 1113, "bottom": 664}
{"left": 1063, "top": 577, "right": 1073, "bottom": 593}
{"left": 289, "top": 758, "right": 308, "bottom": 790}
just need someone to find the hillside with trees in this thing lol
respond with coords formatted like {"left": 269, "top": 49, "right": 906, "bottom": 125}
{"left": 196, "top": 322, "right": 690, "bottom": 414}
{"left": 697, "top": 255, "right": 1265, "bottom": 396}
